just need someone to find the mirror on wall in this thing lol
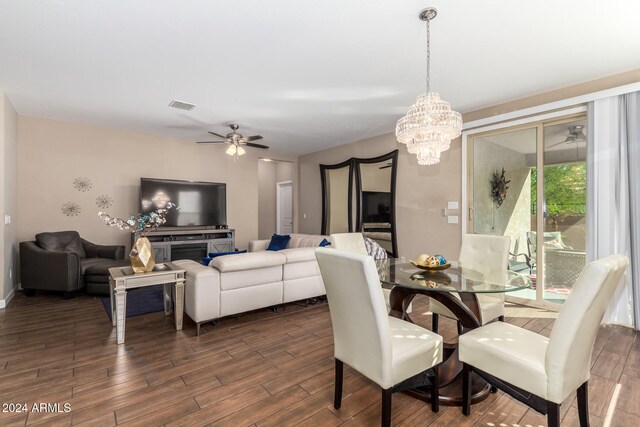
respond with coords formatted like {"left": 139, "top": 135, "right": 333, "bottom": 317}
{"left": 355, "top": 150, "right": 398, "bottom": 257}
{"left": 320, "top": 159, "right": 353, "bottom": 235}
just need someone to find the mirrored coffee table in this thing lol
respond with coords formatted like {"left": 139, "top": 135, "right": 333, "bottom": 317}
{"left": 108, "top": 262, "right": 186, "bottom": 344}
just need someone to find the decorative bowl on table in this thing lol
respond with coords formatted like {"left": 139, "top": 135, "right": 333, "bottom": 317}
{"left": 410, "top": 261, "right": 452, "bottom": 271}
{"left": 409, "top": 253, "right": 450, "bottom": 272}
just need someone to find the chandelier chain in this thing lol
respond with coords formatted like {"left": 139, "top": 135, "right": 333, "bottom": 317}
{"left": 425, "top": 17, "right": 431, "bottom": 93}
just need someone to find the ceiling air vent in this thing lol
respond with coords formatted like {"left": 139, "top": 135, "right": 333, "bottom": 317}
{"left": 168, "top": 100, "right": 196, "bottom": 111}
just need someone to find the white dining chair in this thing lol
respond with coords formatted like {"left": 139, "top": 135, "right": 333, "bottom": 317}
{"left": 459, "top": 254, "right": 628, "bottom": 427}
{"left": 315, "top": 248, "right": 443, "bottom": 426}
{"left": 430, "top": 234, "right": 510, "bottom": 333}
{"left": 330, "top": 233, "right": 412, "bottom": 314}
{"left": 330, "top": 232, "right": 369, "bottom": 255}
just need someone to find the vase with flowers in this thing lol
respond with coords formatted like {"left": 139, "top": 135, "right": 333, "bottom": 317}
{"left": 98, "top": 203, "right": 177, "bottom": 273}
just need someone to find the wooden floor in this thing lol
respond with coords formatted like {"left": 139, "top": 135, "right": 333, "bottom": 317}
{"left": 1, "top": 292, "right": 639, "bottom": 427}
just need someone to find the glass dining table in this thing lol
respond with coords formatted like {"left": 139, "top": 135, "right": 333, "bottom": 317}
{"left": 376, "top": 258, "right": 532, "bottom": 406}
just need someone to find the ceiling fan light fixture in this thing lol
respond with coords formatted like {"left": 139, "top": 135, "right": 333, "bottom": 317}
{"left": 566, "top": 125, "right": 586, "bottom": 143}
{"left": 225, "top": 143, "right": 246, "bottom": 159}
{"left": 396, "top": 7, "right": 462, "bottom": 166}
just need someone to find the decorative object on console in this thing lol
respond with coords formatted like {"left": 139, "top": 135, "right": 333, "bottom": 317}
{"left": 61, "top": 201, "right": 81, "bottom": 217}
{"left": 197, "top": 124, "right": 269, "bottom": 160}
{"left": 491, "top": 168, "right": 511, "bottom": 207}
{"left": 98, "top": 202, "right": 178, "bottom": 273}
{"left": 266, "top": 234, "right": 291, "bottom": 251}
{"left": 396, "top": 7, "right": 462, "bottom": 166}
{"left": 72, "top": 177, "right": 92, "bottom": 192}
{"left": 95, "top": 194, "right": 114, "bottom": 209}
{"left": 130, "top": 237, "right": 155, "bottom": 273}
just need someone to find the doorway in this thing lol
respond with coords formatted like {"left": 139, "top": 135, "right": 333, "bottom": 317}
{"left": 466, "top": 114, "right": 587, "bottom": 309}
{"left": 277, "top": 181, "right": 293, "bottom": 235}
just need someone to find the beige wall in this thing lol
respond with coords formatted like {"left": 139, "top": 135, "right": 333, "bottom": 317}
{"left": 17, "top": 116, "right": 261, "bottom": 253}
{"left": 463, "top": 68, "right": 640, "bottom": 123}
{"left": 299, "top": 134, "right": 463, "bottom": 260}
{"left": 258, "top": 161, "right": 277, "bottom": 239}
{"left": 1, "top": 92, "right": 18, "bottom": 301}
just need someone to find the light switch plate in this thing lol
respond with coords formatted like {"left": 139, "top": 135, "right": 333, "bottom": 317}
{"left": 4, "top": 215, "right": 10, "bottom": 225}
{"left": 447, "top": 201, "right": 459, "bottom": 210}
{"left": 447, "top": 215, "right": 459, "bottom": 224}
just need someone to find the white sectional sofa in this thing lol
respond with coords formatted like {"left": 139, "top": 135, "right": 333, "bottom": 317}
{"left": 174, "top": 233, "right": 328, "bottom": 335}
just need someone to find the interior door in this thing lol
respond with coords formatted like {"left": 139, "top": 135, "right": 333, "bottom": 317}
{"left": 277, "top": 181, "right": 293, "bottom": 234}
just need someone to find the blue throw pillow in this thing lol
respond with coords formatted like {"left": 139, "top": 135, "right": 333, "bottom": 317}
{"left": 267, "top": 234, "right": 291, "bottom": 251}
{"left": 201, "top": 257, "right": 212, "bottom": 266}
{"left": 319, "top": 239, "right": 331, "bottom": 247}
{"left": 208, "top": 250, "right": 247, "bottom": 258}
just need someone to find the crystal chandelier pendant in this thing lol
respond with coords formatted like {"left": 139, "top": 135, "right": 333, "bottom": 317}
{"left": 396, "top": 8, "right": 462, "bottom": 166}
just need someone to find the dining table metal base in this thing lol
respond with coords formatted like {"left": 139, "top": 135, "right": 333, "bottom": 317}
{"left": 388, "top": 287, "right": 495, "bottom": 407}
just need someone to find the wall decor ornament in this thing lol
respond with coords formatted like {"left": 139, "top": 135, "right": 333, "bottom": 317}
{"left": 95, "top": 194, "right": 114, "bottom": 209}
{"left": 73, "top": 177, "right": 92, "bottom": 192}
{"left": 61, "top": 202, "right": 81, "bottom": 217}
{"left": 491, "top": 168, "right": 511, "bottom": 207}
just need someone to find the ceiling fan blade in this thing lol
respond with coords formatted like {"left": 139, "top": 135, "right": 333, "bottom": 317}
{"left": 208, "top": 131, "right": 228, "bottom": 139}
{"left": 243, "top": 142, "right": 269, "bottom": 149}
{"left": 196, "top": 140, "right": 228, "bottom": 144}
{"left": 242, "top": 135, "right": 263, "bottom": 142}
{"left": 546, "top": 140, "right": 571, "bottom": 149}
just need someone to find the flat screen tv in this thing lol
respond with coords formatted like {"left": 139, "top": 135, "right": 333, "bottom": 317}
{"left": 140, "top": 178, "right": 227, "bottom": 227}
{"left": 362, "top": 191, "right": 391, "bottom": 223}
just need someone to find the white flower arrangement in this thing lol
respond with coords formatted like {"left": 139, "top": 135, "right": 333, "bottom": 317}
{"left": 98, "top": 202, "right": 178, "bottom": 238}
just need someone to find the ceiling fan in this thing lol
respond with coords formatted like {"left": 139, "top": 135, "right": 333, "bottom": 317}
{"left": 197, "top": 124, "right": 268, "bottom": 157}
{"left": 546, "top": 125, "right": 587, "bottom": 149}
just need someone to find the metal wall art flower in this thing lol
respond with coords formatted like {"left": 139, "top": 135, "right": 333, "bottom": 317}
{"left": 61, "top": 202, "right": 81, "bottom": 216}
{"left": 95, "top": 194, "right": 114, "bottom": 209}
{"left": 491, "top": 168, "right": 511, "bottom": 207}
{"left": 73, "top": 177, "right": 92, "bottom": 192}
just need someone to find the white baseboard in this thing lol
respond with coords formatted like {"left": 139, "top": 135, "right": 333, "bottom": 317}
{"left": 0, "top": 287, "right": 16, "bottom": 309}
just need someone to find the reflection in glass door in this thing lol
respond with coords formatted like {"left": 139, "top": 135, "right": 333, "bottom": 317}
{"left": 468, "top": 114, "right": 587, "bottom": 309}
{"left": 541, "top": 119, "right": 587, "bottom": 304}
{"left": 469, "top": 125, "right": 539, "bottom": 304}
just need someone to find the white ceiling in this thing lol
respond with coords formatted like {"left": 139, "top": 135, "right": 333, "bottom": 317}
{"left": 1, "top": 1, "right": 639, "bottom": 156}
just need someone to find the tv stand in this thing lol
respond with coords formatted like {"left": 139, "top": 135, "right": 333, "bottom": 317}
{"left": 145, "top": 228, "right": 235, "bottom": 263}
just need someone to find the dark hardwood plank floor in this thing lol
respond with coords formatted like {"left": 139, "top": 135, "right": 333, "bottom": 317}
{"left": 0, "top": 291, "right": 637, "bottom": 426}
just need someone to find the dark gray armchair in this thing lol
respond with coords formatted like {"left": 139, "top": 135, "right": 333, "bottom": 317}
{"left": 20, "top": 231, "right": 125, "bottom": 298}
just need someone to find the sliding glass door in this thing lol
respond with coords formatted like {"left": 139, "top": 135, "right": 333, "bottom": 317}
{"left": 467, "top": 114, "right": 587, "bottom": 309}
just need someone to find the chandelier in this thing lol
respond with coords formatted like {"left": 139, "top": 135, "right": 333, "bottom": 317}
{"left": 396, "top": 7, "right": 462, "bottom": 166}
